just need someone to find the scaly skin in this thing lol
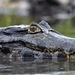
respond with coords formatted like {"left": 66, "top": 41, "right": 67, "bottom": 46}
{"left": 0, "top": 20, "right": 75, "bottom": 59}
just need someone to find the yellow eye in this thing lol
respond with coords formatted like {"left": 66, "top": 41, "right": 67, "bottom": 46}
{"left": 30, "top": 25, "right": 37, "bottom": 32}
{"left": 28, "top": 23, "right": 42, "bottom": 33}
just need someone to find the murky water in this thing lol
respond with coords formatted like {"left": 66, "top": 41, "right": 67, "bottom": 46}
{"left": 0, "top": 57, "right": 75, "bottom": 75}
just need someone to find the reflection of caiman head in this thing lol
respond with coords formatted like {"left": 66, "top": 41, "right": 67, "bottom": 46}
{"left": 0, "top": 20, "right": 75, "bottom": 59}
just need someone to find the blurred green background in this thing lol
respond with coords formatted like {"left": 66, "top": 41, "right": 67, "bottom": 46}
{"left": 53, "top": 19, "right": 75, "bottom": 37}
{"left": 0, "top": 14, "right": 74, "bottom": 37}
{"left": 0, "top": 0, "right": 75, "bottom": 38}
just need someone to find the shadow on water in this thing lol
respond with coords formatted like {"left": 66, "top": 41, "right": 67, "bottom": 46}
{"left": 0, "top": 57, "right": 75, "bottom": 74}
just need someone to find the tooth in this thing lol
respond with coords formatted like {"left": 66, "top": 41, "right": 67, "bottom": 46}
{"left": 48, "top": 50, "right": 50, "bottom": 54}
{"left": 44, "top": 49, "right": 46, "bottom": 53}
{"left": 35, "top": 47, "right": 40, "bottom": 50}
{"left": 67, "top": 54, "right": 70, "bottom": 59}
{"left": 52, "top": 50, "right": 54, "bottom": 54}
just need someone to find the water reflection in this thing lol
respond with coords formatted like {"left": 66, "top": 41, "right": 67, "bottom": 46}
{"left": 0, "top": 57, "right": 75, "bottom": 74}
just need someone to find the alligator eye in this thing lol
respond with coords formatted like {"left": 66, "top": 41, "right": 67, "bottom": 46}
{"left": 30, "top": 25, "right": 37, "bottom": 32}
{"left": 28, "top": 23, "right": 42, "bottom": 33}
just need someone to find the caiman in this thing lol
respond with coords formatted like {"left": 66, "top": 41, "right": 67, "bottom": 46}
{"left": 0, "top": 20, "right": 75, "bottom": 59}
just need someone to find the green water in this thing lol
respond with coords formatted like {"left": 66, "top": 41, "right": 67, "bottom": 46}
{"left": 0, "top": 15, "right": 32, "bottom": 27}
{"left": 53, "top": 19, "right": 75, "bottom": 37}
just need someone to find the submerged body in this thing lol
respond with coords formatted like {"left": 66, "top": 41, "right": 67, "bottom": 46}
{"left": 0, "top": 21, "right": 75, "bottom": 59}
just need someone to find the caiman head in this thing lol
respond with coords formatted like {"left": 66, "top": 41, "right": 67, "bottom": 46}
{"left": 0, "top": 20, "right": 75, "bottom": 59}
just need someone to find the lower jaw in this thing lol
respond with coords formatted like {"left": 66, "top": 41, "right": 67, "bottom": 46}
{"left": 0, "top": 49, "right": 75, "bottom": 60}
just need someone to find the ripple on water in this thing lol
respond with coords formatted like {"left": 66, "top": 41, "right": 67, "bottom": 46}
{"left": 0, "top": 57, "right": 75, "bottom": 74}
{"left": 0, "top": 71, "right": 75, "bottom": 75}
{"left": 0, "top": 65, "right": 12, "bottom": 73}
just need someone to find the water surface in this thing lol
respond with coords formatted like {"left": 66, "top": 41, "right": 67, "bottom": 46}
{"left": 0, "top": 57, "right": 75, "bottom": 74}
